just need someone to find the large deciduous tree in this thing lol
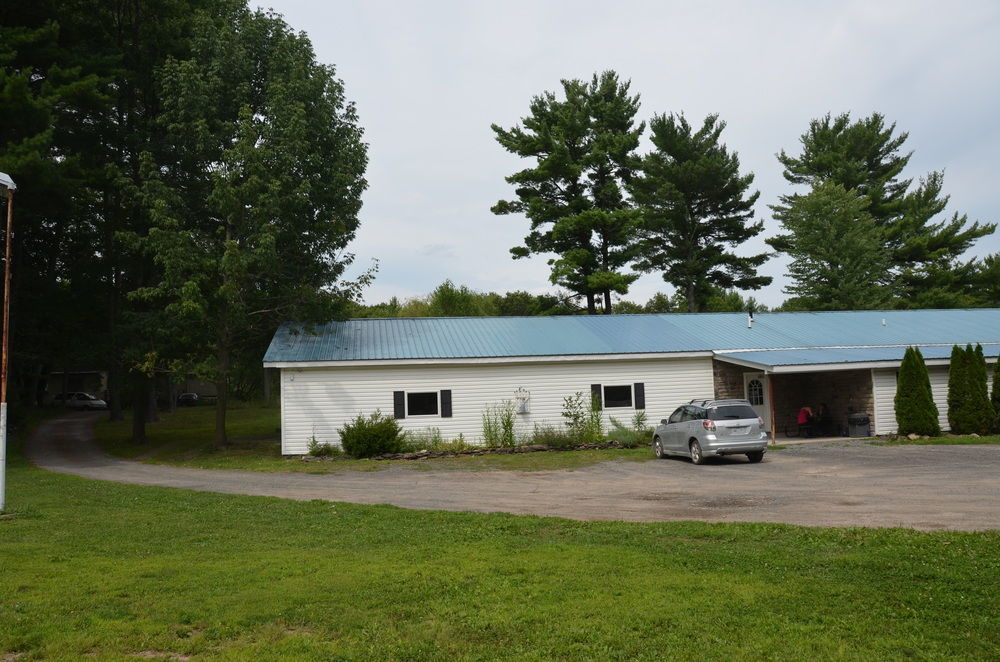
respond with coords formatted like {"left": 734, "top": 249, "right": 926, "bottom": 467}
{"left": 770, "top": 112, "right": 995, "bottom": 307}
{"left": 771, "top": 180, "right": 891, "bottom": 310}
{"left": 492, "top": 71, "right": 643, "bottom": 314}
{"left": 134, "top": 7, "right": 368, "bottom": 446}
{"left": 628, "top": 113, "right": 769, "bottom": 312}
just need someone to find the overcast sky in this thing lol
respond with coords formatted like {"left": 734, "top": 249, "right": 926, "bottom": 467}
{"left": 261, "top": 0, "right": 1000, "bottom": 308}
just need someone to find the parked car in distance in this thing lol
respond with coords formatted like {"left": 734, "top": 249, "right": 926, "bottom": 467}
{"left": 652, "top": 398, "right": 768, "bottom": 464}
{"left": 53, "top": 392, "right": 108, "bottom": 410}
{"left": 177, "top": 392, "right": 200, "bottom": 407}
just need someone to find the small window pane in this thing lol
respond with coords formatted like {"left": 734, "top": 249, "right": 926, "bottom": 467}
{"left": 747, "top": 379, "right": 764, "bottom": 406}
{"left": 603, "top": 384, "right": 632, "bottom": 408}
{"left": 407, "top": 392, "right": 438, "bottom": 416}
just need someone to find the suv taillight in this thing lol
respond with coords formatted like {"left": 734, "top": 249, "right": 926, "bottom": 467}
{"left": 758, "top": 417, "right": 764, "bottom": 426}
{"left": 702, "top": 419, "right": 716, "bottom": 432}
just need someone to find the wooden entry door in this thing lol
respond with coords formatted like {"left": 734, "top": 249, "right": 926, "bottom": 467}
{"left": 743, "top": 373, "right": 770, "bottom": 431}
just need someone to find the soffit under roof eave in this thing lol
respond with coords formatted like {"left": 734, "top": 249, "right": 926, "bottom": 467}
{"left": 714, "top": 354, "right": 954, "bottom": 373}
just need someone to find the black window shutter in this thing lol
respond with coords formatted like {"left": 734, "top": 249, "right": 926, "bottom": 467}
{"left": 591, "top": 384, "right": 602, "bottom": 410}
{"left": 393, "top": 391, "right": 405, "bottom": 419}
{"left": 634, "top": 382, "right": 646, "bottom": 410}
{"left": 440, "top": 390, "right": 453, "bottom": 418}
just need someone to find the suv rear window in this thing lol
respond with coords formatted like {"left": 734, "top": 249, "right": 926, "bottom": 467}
{"left": 708, "top": 405, "right": 758, "bottom": 420}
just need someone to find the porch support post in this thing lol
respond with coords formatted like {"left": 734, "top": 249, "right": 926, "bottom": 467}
{"left": 768, "top": 372, "right": 777, "bottom": 445}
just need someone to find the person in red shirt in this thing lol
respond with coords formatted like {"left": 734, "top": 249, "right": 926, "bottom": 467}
{"left": 797, "top": 406, "right": 815, "bottom": 436}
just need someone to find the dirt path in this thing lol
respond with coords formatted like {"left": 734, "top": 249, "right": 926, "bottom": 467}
{"left": 23, "top": 413, "right": 1000, "bottom": 531}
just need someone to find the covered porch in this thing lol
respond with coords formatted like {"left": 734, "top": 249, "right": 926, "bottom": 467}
{"left": 712, "top": 353, "right": 880, "bottom": 442}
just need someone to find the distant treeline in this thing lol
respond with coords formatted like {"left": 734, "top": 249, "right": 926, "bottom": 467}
{"left": 349, "top": 281, "right": 768, "bottom": 318}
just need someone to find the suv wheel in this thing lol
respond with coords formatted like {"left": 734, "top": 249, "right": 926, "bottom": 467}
{"left": 653, "top": 437, "right": 666, "bottom": 459}
{"left": 746, "top": 450, "right": 764, "bottom": 464}
{"left": 689, "top": 440, "right": 705, "bottom": 465}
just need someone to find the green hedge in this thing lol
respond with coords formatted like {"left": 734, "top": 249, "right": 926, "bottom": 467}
{"left": 338, "top": 411, "right": 406, "bottom": 458}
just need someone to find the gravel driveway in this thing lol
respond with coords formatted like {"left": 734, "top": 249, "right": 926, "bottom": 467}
{"left": 24, "top": 413, "right": 1000, "bottom": 531}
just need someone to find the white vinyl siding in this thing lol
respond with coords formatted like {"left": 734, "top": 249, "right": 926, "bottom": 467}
{"left": 872, "top": 366, "right": 953, "bottom": 435}
{"left": 279, "top": 356, "right": 714, "bottom": 454}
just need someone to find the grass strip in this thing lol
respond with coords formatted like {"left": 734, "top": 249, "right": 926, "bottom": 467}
{"left": 872, "top": 434, "right": 1000, "bottom": 446}
{"left": 2, "top": 441, "right": 999, "bottom": 660}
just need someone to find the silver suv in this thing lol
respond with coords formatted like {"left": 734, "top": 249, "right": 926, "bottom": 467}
{"left": 652, "top": 399, "right": 768, "bottom": 464}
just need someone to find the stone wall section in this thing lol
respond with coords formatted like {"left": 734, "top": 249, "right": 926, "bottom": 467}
{"left": 713, "top": 359, "right": 752, "bottom": 399}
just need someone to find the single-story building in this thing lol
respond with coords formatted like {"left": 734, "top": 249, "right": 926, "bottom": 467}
{"left": 263, "top": 309, "right": 1000, "bottom": 454}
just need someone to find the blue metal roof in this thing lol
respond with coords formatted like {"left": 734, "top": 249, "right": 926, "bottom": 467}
{"left": 264, "top": 309, "right": 1000, "bottom": 364}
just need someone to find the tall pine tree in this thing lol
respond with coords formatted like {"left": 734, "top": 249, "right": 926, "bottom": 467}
{"left": 771, "top": 112, "right": 995, "bottom": 307}
{"left": 0, "top": 5, "right": 108, "bottom": 406}
{"left": 628, "top": 113, "right": 770, "bottom": 312}
{"left": 771, "top": 180, "right": 891, "bottom": 310}
{"left": 493, "top": 71, "right": 643, "bottom": 314}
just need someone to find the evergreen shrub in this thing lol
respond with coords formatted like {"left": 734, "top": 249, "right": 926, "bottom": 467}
{"left": 992, "top": 357, "right": 1000, "bottom": 433}
{"left": 894, "top": 347, "right": 940, "bottom": 436}
{"left": 947, "top": 345, "right": 970, "bottom": 433}
{"left": 338, "top": 411, "right": 405, "bottom": 458}
{"left": 969, "top": 344, "right": 994, "bottom": 435}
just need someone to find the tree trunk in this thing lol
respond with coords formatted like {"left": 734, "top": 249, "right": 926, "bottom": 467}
{"left": 108, "top": 364, "right": 124, "bottom": 422}
{"left": 131, "top": 371, "right": 147, "bottom": 443}
{"left": 687, "top": 283, "right": 697, "bottom": 313}
{"left": 167, "top": 380, "right": 177, "bottom": 414}
{"left": 586, "top": 293, "right": 596, "bottom": 314}
{"left": 146, "top": 381, "right": 159, "bottom": 423}
{"left": 27, "top": 363, "right": 42, "bottom": 407}
{"left": 214, "top": 378, "right": 228, "bottom": 448}
{"left": 106, "top": 242, "right": 124, "bottom": 421}
{"left": 214, "top": 343, "right": 230, "bottom": 448}
{"left": 603, "top": 289, "right": 612, "bottom": 314}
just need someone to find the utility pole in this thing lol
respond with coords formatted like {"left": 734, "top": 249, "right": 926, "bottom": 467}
{"left": 0, "top": 172, "right": 16, "bottom": 512}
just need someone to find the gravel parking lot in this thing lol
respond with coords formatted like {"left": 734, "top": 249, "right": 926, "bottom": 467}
{"left": 24, "top": 413, "right": 1000, "bottom": 530}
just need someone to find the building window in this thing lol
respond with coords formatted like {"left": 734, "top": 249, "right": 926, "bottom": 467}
{"left": 590, "top": 383, "right": 645, "bottom": 409}
{"left": 603, "top": 384, "right": 633, "bottom": 408}
{"left": 407, "top": 392, "right": 438, "bottom": 416}
{"left": 747, "top": 379, "right": 764, "bottom": 406}
{"left": 393, "top": 390, "right": 453, "bottom": 418}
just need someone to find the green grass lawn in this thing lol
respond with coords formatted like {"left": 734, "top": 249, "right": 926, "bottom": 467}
{"left": 92, "top": 406, "right": 656, "bottom": 473}
{"left": 872, "top": 433, "right": 1000, "bottom": 446}
{"left": 2, "top": 441, "right": 998, "bottom": 661}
